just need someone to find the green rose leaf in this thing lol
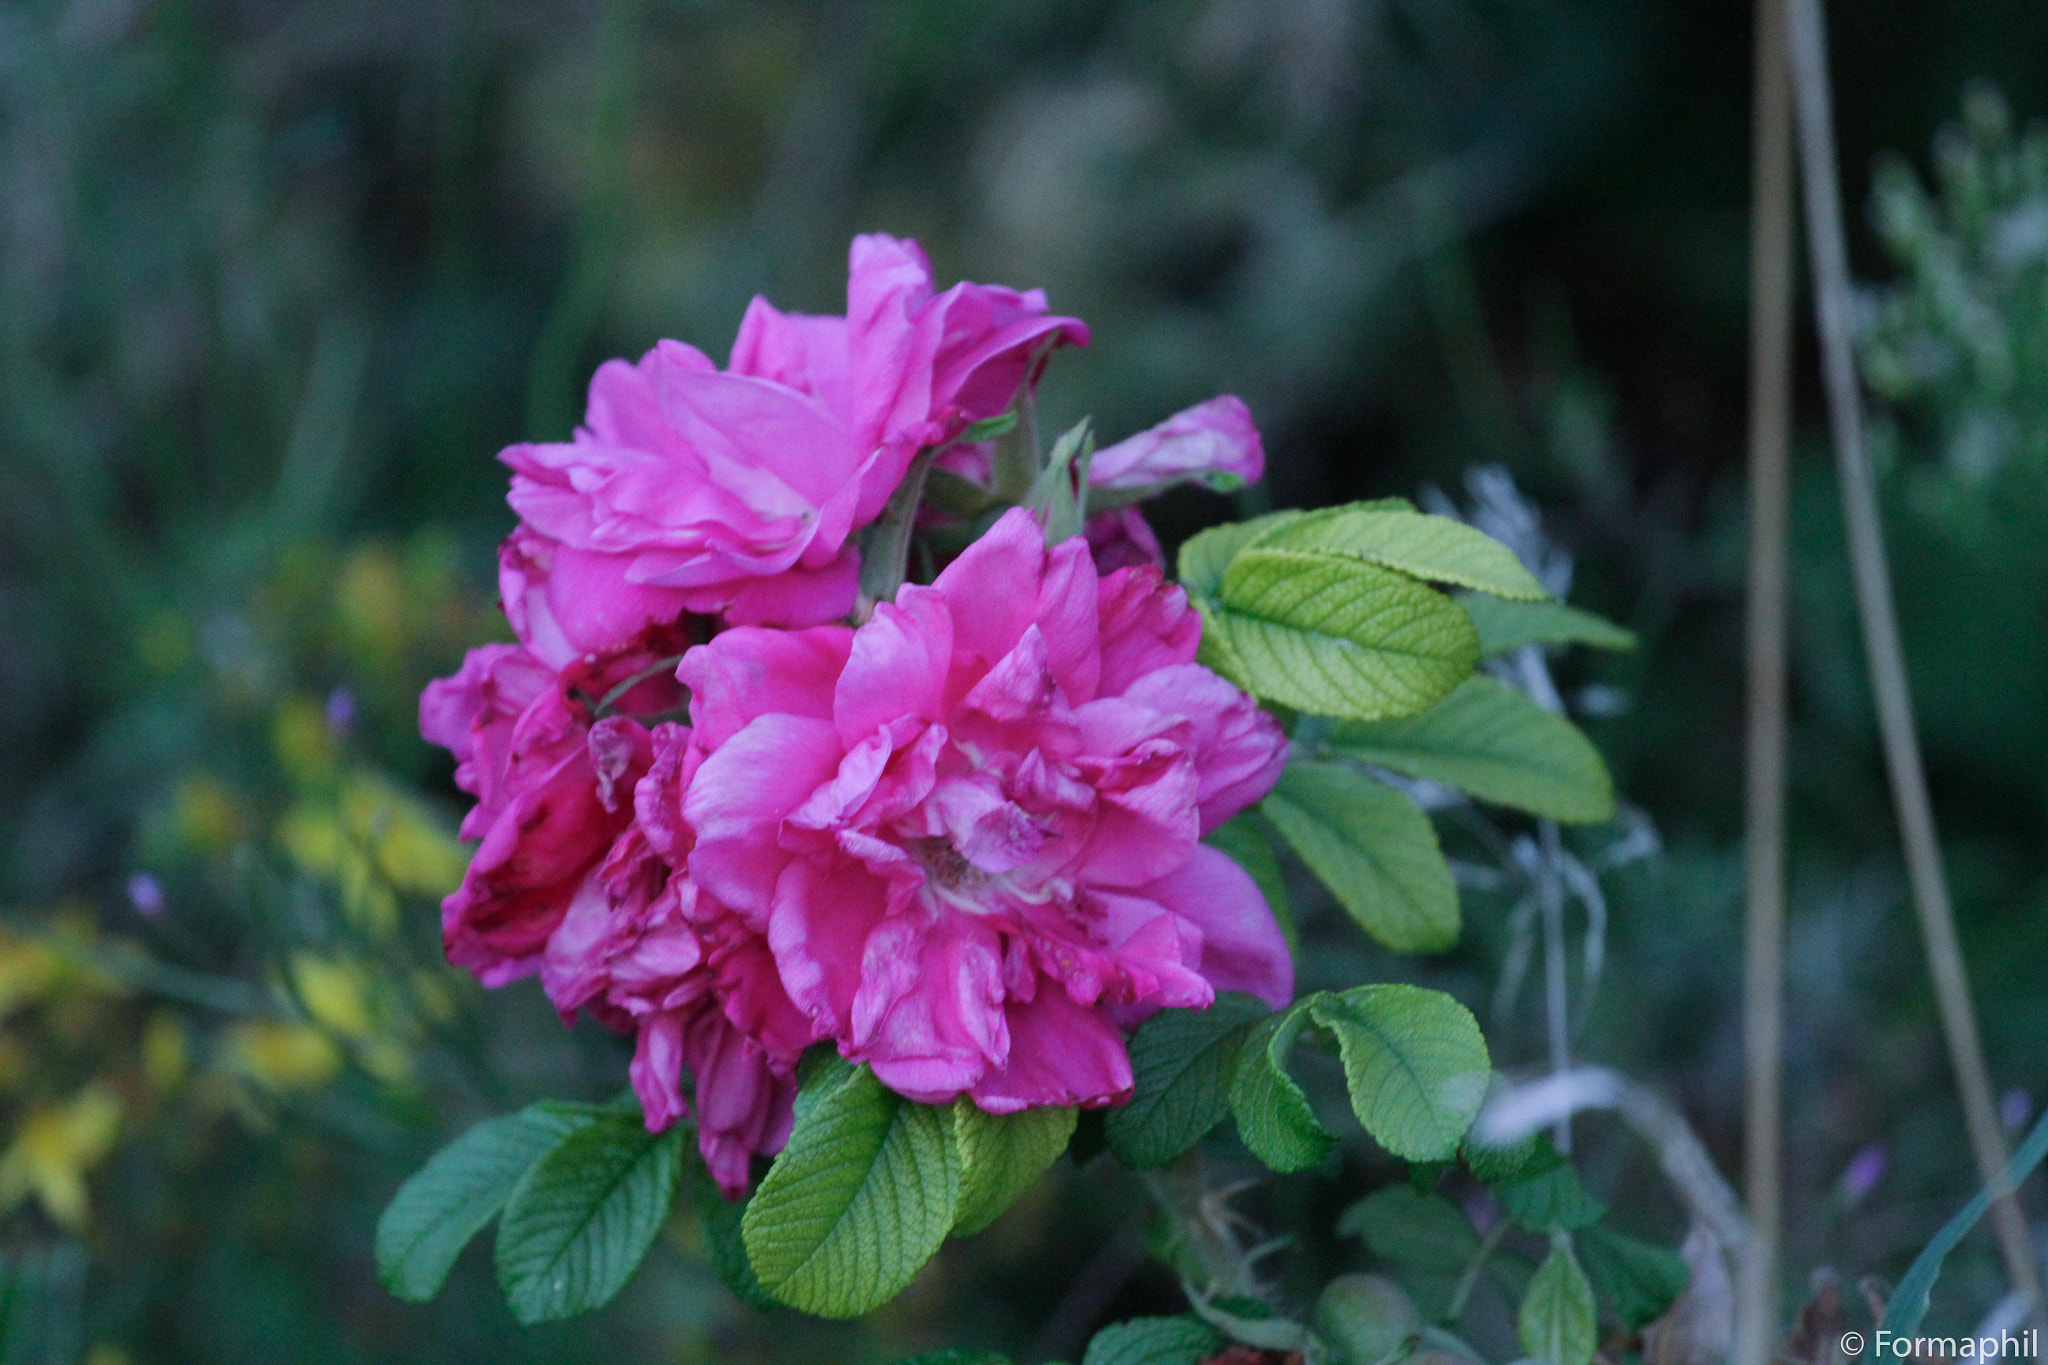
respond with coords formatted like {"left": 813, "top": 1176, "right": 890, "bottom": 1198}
{"left": 1480, "top": 1135, "right": 1608, "bottom": 1233}
{"left": 951, "top": 1100, "right": 1077, "bottom": 1235}
{"left": 1325, "top": 675, "right": 1615, "bottom": 824}
{"left": 1459, "top": 595, "right": 1636, "bottom": 656}
{"left": 376, "top": 1101, "right": 598, "bottom": 1303}
{"left": 896, "top": 1352, "right": 1013, "bottom": 1365}
{"left": 1178, "top": 511, "right": 1310, "bottom": 599}
{"left": 1229, "top": 997, "right": 1334, "bottom": 1173}
{"left": 1104, "top": 993, "right": 1270, "bottom": 1170}
{"left": 1263, "top": 761, "right": 1459, "bottom": 953}
{"left": 1575, "top": 1226, "right": 1688, "bottom": 1330}
{"left": 1210, "top": 550, "right": 1478, "bottom": 722}
{"left": 494, "top": 1109, "right": 687, "bottom": 1325}
{"left": 685, "top": 1149, "right": 778, "bottom": 1312}
{"left": 740, "top": 1058, "right": 961, "bottom": 1318}
{"left": 1311, "top": 985, "right": 1490, "bottom": 1162}
{"left": 1335, "top": 1185, "right": 1480, "bottom": 1275}
{"left": 1518, "top": 1235, "right": 1598, "bottom": 1365}
{"left": 1082, "top": 1314, "right": 1222, "bottom": 1365}
{"left": 1257, "top": 506, "right": 1551, "bottom": 601}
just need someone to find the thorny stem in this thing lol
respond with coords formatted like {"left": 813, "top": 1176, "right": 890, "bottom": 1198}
{"left": 1785, "top": 0, "right": 2045, "bottom": 1326}
{"left": 1737, "top": 0, "right": 1796, "bottom": 1359}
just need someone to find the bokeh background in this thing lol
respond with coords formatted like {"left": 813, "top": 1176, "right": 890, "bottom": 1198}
{"left": 6, "top": 1, "right": 2048, "bottom": 1361}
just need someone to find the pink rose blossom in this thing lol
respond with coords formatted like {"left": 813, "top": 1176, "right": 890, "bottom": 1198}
{"left": 1084, "top": 506, "right": 1165, "bottom": 573}
{"left": 496, "top": 236, "right": 1086, "bottom": 667}
{"left": 1088, "top": 395, "right": 1264, "bottom": 492}
{"left": 679, "top": 508, "right": 1291, "bottom": 1113}
{"left": 541, "top": 725, "right": 811, "bottom": 1195}
{"left": 421, "top": 645, "right": 684, "bottom": 987}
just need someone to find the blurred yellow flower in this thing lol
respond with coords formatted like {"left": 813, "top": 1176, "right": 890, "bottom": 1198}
{"left": 336, "top": 546, "right": 407, "bottom": 666}
{"left": 220, "top": 1020, "right": 343, "bottom": 1091}
{"left": 141, "top": 1011, "right": 188, "bottom": 1092}
{"left": 272, "top": 695, "right": 336, "bottom": 784}
{"left": 0, "top": 933, "right": 63, "bottom": 1021}
{"left": 290, "top": 954, "right": 374, "bottom": 1041}
{"left": 173, "top": 774, "right": 242, "bottom": 852}
{"left": 0, "top": 1084, "right": 122, "bottom": 1232}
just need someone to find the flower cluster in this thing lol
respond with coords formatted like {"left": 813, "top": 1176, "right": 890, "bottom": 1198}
{"left": 421, "top": 235, "right": 1290, "bottom": 1195}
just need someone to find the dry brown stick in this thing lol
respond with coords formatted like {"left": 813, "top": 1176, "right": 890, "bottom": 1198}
{"left": 1737, "top": 0, "right": 1797, "bottom": 1360}
{"left": 1782, "top": 0, "right": 2045, "bottom": 1324}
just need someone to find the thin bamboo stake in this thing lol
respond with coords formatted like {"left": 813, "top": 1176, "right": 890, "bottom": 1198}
{"left": 1737, "top": 0, "right": 1796, "bottom": 1357}
{"left": 1783, "top": 0, "right": 2045, "bottom": 1323}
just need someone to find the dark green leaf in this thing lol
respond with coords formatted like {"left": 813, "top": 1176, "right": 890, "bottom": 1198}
{"left": 377, "top": 1101, "right": 596, "bottom": 1303}
{"left": 494, "top": 1111, "right": 687, "bottom": 1324}
{"left": 685, "top": 1150, "right": 778, "bottom": 1312}
{"left": 951, "top": 1100, "right": 1076, "bottom": 1235}
{"left": 1575, "top": 1226, "right": 1689, "bottom": 1329}
{"left": 1484, "top": 1137, "right": 1607, "bottom": 1233}
{"left": 741, "top": 1060, "right": 960, "bottom": 1318}
{"left": 1311, "top": 986, "right": 1490, "bottom": 1161}
{"left": 896, "top": 1351, "right": 1013, "bottom": 1365}
{"left": 1228, "top": 997, "right": 1334, "bottom": 1172}
{"left": 1105, "top": 993, "right": 1269, "bottom": 1169}
{"left": 1081, "top": 1315, "right": 1221, "bottom": 1365}
{"left": 1325, "top": 675, "right": 1615, "bottom": 824}
{"left": 1264, "top": 761, "right": 1459, "bottom": 953}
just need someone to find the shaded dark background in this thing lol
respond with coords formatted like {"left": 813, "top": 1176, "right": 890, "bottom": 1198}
{"left": 5, "top": 1, "right": 2048, "bottom": 1360}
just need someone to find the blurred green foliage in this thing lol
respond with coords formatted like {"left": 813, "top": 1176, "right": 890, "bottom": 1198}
{"left": 6, "top": 0, "right": 2048, "bottom": 1360}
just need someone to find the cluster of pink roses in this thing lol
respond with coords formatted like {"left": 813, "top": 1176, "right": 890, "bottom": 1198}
{"left": 420, "top": 235, "right": 1291, "bottom": 1196}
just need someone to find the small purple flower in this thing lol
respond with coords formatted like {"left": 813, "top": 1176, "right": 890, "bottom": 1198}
{"left": 324, "top": 686, "right": 356, "bottom": 737}
{"left": 127, "top": 872, "right": 165, "bottom": 919}
{"left": 1838, "top": 1142, "right": 1886, "bottom": 1207}
{"left": 2001, "top": 1087, "right": 2032, "bottom": 1134}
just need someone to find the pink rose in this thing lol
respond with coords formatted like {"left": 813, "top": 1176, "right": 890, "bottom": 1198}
{"left": 679, "top": 508, "right": 1291, "bottom": 1113}
{"left": 497, "top": 235, "right": 1087, "bottom": 668}
{"left": 540, "top": 725, "right": 811, "bottom": 1195}
{"left": 422, "top": 645, "right": 685, "bottom": 987}
{"left": 1088, "top": 395, "right": 1264, "bottom": 492}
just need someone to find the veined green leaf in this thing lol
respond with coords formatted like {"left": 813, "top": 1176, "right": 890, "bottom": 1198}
{"left": 741, "top": 1060, "right": 960, "bottom": 1318}
{"left": 951, "top": 1101, "right": 1076, "bottom": 1235}
{"left": 1575, "top": 1226, "right": 1688, "bottom": 1330}
{"left": 1228, "top": 997, "right": 1333, "bottom": 1173}
{"left": 1311, "top": 986, "right": 1490, "bottom": 1162}
{"left": 1178, "top": 511, "right": 1309, "bottom": 599}
{"left": 1518, "top": 1235, "right": 1597, "bottom": 1365}
{"left": 1479, "top": 1135, "right": 1607, "bottom": 1233}
{"left": 685, "top": 1150, "right": 777, "bottom": 1311}
{"left": 1257, "top": 507, "right": 1550, "bottom": 601}
{"left": 376, "top": 1101, "right": 598, "bottom": 1303}
{"left": 495, "top": 1110, "right": 687, "bottom": 1324}
{"left": 1105, "top": 994, "right": 1269, "bottom": 1170}
{"left": 1214, "top": 551, "right": 1478, "bottom": 721}
{"left": 1082, "top": 1315, "right": 1221, "bottom": 1365}
{"left": 1325, "top": 675, "right": 1615, "bottom": 824}
{"left": 1264, "top": 761, "right": 1459, "bottom": 953}
{"left": 1459, "top": 595, "right": 1635, "bottom": 656}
